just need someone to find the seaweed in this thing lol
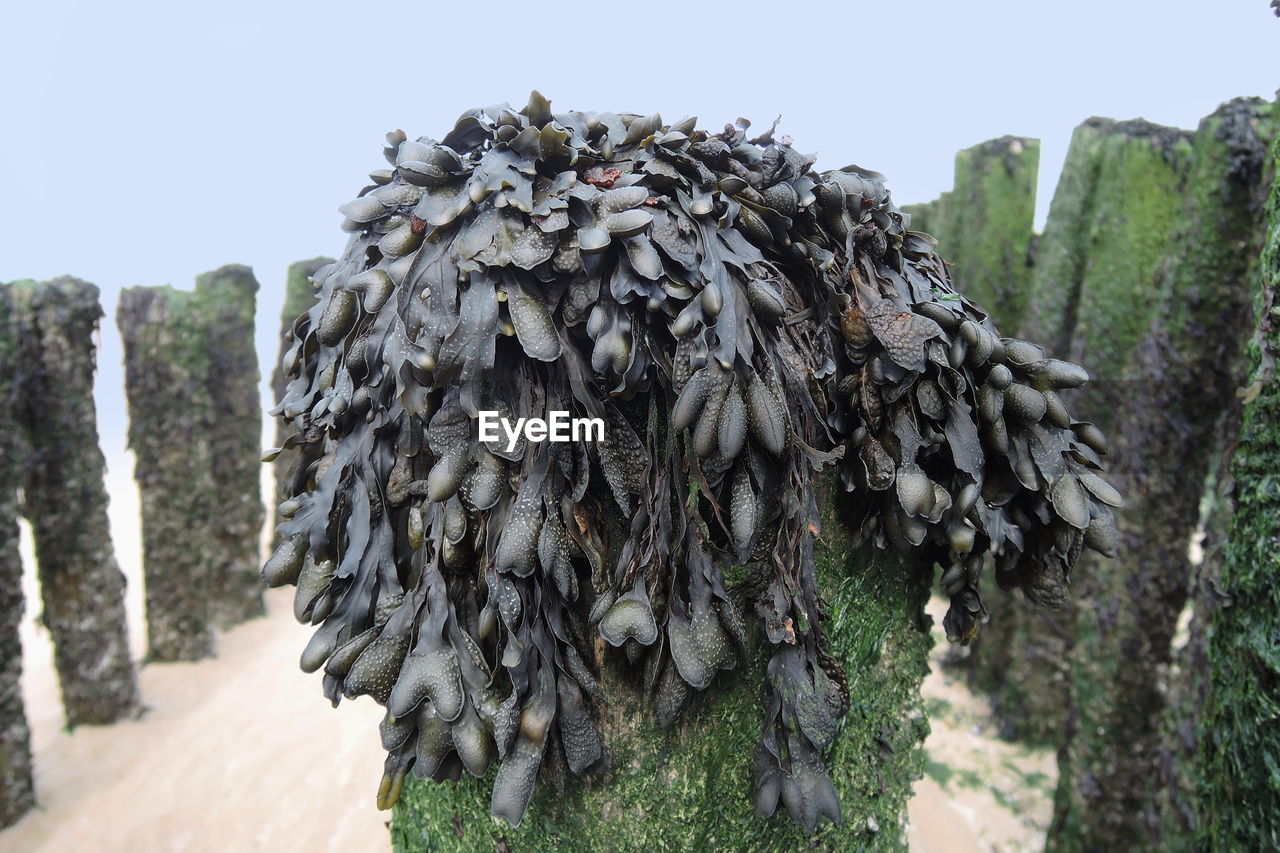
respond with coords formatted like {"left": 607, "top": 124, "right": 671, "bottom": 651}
{"left": 266, "top": 94, "right": 1119, "bottom": 830}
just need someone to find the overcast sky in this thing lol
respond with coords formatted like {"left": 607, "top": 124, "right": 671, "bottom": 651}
{"left": 1, "top": 0, "right": 1277, "bottom": 483}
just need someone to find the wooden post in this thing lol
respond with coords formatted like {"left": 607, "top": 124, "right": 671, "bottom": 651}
{"left": 0, "top": 285, "right": 34, "bottom": 827}
{"left": 905, "top": 135, "right": 1040, "bottom": 330}
{"left": 1194, "top": 102, "right": 1280, "bottom": 852}
{"left": 195, "top": 265, "right": 266, "bottom": 628}
{"left": 118, "top": 286, "right": 217, "bottom": 662}
{"left": 904, "top": 136, "right": 1051, "bottom": 742}
{"left": 1045, "top": 102, "right": 1272, "bottom": 851}
{"left": 11, "top": 278, "right": 139, "bottom": 725}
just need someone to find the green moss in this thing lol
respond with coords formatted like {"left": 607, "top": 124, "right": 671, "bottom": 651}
{"left": 1195, "top": 108, "right": 1280, "bottom": 853}
{"left": 391, "top": 479, "right": 934, "bottom": 852}
{"left": 904, "top": 137, "right": 1038, "bottom": 333}
{"left": 1027, "top": 118, "right": 1192, "bottom": 390}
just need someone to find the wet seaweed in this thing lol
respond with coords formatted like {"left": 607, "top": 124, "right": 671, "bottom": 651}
{"left": 266, "top": 93, "right": 1120, "bottom": 831}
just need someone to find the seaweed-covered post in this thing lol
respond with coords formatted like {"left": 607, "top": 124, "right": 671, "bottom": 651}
{"left": 265, "top": 96, "right": 1117, "bottom": 850}
{"left": 272, "top": 258, "right": 331, "bottom": 501}
{"left": 390, "top": 482, "right": 934, "bottom": 851}
{"left": 194, "top": 265, "right": 266, "bottom": 627}
{"left": 1042, "top": 104, "right": 1272, "bottom": 851}
{"left": 11, "top": 278, "right": 140, "bottom": 725}
{"left": 1194, "top": 109, "right": 1280, "bottom": 853}
{"left": 0, "top": 285, "right": 34, "bottom": 828}
{"left": 119, "top": 286, "right": 217, "bottom": 662}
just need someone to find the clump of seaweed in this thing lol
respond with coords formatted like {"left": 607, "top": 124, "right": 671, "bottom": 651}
{"left": 265, "top": 93, "right": 1120, "bottom": 831}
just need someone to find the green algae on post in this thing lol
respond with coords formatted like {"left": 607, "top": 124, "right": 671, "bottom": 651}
{"left": 1193, "top": 101, "right": 1280, "bottom": 853}
{"left": 903, "top": 136, "right": 1039, "bottom": 332}
{"left": 1045, "top": 101, "right": 1273, "bottom": 852}
{"left": 120, "top": 267, "right": 269, "bottom": 657}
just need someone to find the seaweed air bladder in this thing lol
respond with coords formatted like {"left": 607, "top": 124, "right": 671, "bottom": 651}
{"left": 264, "top": 92, "right": 1120, "bottom": 832}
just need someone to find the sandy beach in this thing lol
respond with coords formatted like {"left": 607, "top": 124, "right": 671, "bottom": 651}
{"left": 1, "top": 462, "right": 1053, "bottom": 852}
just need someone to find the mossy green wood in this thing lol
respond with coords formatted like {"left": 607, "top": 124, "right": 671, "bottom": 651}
{"left": 272, "top": 259, "right": 330, "bottom": 504}
{"left": 900, "top": 195, "right": 944, "bottom": 245}
{"left": 1040, "top": 116, "right": 1191, "bottom": 853}
{"left": 962, "top": 125, "right": 1124, "bottom": 745}
{"left": 119, "top": 285, "right": 218, "bottom": 662}
{"left": 1046, "top": 102, "right": 1273, "bottom": 852}
{"left": 906, "top": 136, "right": 1040, "bottom": 331}
{"left": 1194, "top": 109, "right": 1280, "bottom": 853}
{"left": 390, "top": 480, "right": 933, "bottom": 852}
{"left": 193, "top": 265, "right": 266, "bottom": 628}
{"left": 9, "top": 278, "right": 140, "bottom": 726}
{"left": 901, "top": 136, "right": 1057, "bottom": 743}
{"left": 0, "top": 285, "right": 35, "bottom": 828}
{"left": 1150, "top": 99, "right": 1278, "bottom": 847}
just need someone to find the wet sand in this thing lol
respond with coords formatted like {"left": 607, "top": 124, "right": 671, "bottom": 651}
{"left": 7, "top": 586, "right": 388, "bottom": 852}
{"left": 2, "top": 463, "right": 1052, "bottom": 852}
{"left": 906, "top": 597, "right": 1056, "bottom": 852}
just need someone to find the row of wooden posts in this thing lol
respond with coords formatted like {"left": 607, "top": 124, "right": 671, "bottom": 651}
{"left": 904, "top": 96, "right": 1277, "bottom": 850}
{"left": 2, "top": 95, "right": 1276, "bottom": 846}
{"left": 0, "top": 261, "right": 327, "bottom": 828}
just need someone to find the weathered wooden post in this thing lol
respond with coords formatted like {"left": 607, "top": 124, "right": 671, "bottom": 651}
{"left": 1043, "top": 101, "right": 1273, "bottom": 851}
{"left": 119, "top": 265, "right": 269, "bottom": 655}
{"left": 0, "top": 285, "right": 34, "bottom": 828}
{"left": 119, "top": 285, "right": 218, "bottom": 661}
{"left": 904, "top": 135, "right": 1040, "bottom": 330}
{"left": 1149, "top": 99, "right": 1278, "bottom": 844}
{"left": 195, "top": 265, "right": 266, "bottom": 627}
{"left": 11, "top": 278, "right": 140, "bottom": 724}
{"left": 1035, "top": 115, "right": 1191, "bottom": 852}
{"left": 1193, "top": 105, "right": 1280, "bottom": 853}
{"left": 906, "top": 136, "right": 1052, "bottom": 742}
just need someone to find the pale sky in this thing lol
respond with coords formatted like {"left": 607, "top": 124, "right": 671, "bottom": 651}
{"left": 1, "top": 0, "right": 1277, "bottom": 484}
